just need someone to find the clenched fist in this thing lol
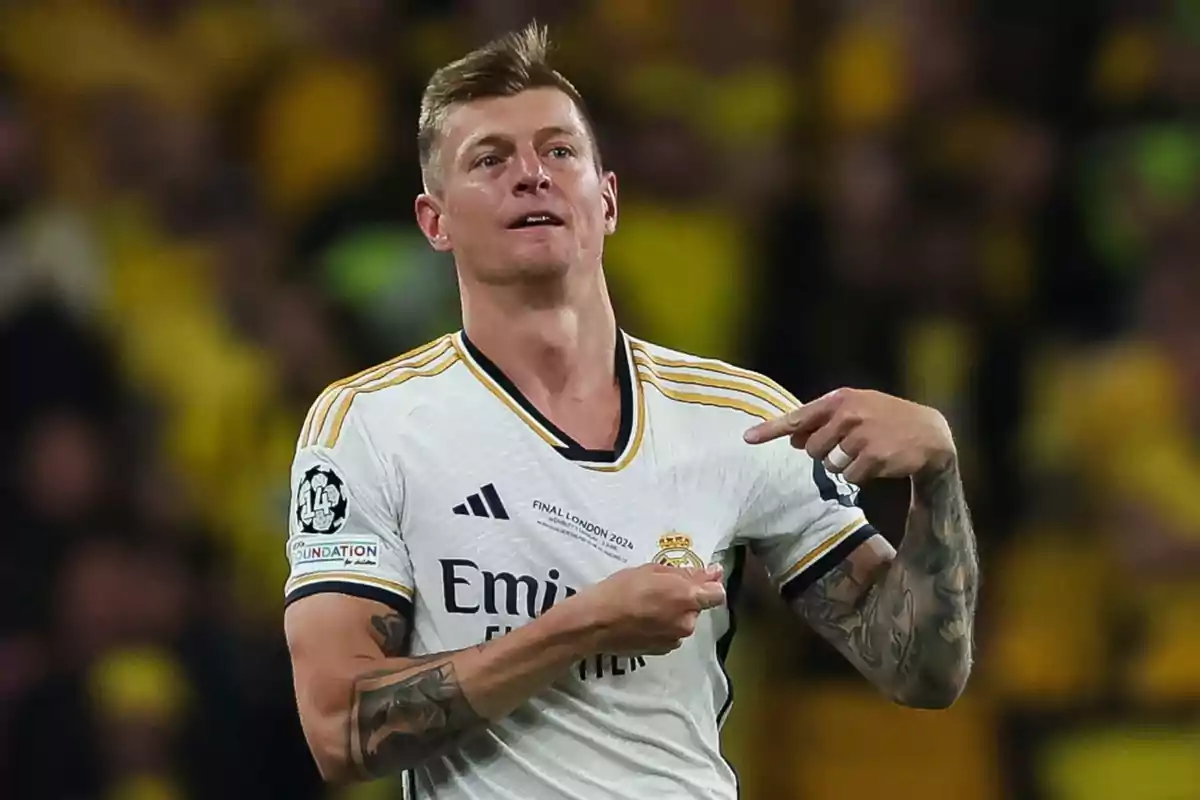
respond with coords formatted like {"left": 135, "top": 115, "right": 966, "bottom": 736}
{"left": 573, "top": 563, "right": 726, "bottom": 657}
{"left": 743, "top": 388, "right": 956, "bottom": 484}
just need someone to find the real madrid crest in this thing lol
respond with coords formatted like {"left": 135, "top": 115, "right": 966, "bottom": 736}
{"left": 652, "top": 533, "right": 705, "bottom": 570}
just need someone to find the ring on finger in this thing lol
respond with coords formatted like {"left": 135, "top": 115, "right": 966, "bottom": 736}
{"left": 824, "top": 443, "right": 852, "bottom": 473}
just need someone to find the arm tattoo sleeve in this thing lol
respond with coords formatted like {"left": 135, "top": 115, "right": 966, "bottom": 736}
{"left": 793, "top": 463, "right": 979, "bottom": 708}
{"left": 349, "top": 613, "right": 487, "bottom": 777}
{"left": 369, "top": 612, "right": 411, "bottom": 658}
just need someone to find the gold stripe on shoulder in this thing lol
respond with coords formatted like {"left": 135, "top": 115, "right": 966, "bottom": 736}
{"left": 636, "top": 365, "right": 774, "bottom": 421}
{"left": 629, "top": 341, "right": 802, "bottom": 410}
{"left": 302, "top": 335, "right": 450, "bottom": 447}
{"left": 632, "top": 352, "right": 792, "bottom": 415}
{"left": 323, "top": 354, "right": 460, "bottom": 448}
{"left": 302, "top": 336, "right": 453, "bottom": 448}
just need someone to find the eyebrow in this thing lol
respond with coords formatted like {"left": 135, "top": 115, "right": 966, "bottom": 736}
{"left": 463, "top": 125, "right": 582, "bottom": 154}
{"left": 534, "top": 125, "right": 581, "bottom": 142}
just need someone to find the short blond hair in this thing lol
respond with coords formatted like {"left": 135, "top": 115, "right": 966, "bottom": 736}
{"left": 417, "top": 23, "right": 601, "bottom": 189}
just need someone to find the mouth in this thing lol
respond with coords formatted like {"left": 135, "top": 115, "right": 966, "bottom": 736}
{"left": 506, "top": 211, "right": 566, "bottom": 230}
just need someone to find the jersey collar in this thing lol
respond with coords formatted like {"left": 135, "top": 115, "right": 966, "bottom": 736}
{"left": 455, "top": 328, "right": 644, "bottom": 470}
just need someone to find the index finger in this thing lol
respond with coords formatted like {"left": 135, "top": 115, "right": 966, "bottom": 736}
{"left": 743, "top": 392, "right": 837, "bottom": 445}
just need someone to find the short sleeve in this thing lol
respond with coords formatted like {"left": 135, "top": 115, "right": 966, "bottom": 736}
{"left": 737, "top": 438, "right": 876, "bottom": 602}
{"left": 284, "top": 400, "right": 414, "bottom": 619}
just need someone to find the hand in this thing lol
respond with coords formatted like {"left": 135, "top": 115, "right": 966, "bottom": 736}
{"left": 573, "top": 563, "right": 726, "bottom": 657}
{"left": 742, "top": 388, "right": 956, "bottom": 485}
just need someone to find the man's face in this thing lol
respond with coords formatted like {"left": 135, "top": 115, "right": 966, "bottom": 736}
{"left": 416, "top": 88, "right": 617, "bottom": 285}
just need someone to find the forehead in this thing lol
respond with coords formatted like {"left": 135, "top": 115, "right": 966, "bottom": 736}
{"left": 440, "top": 88, "right": 588, "bottom": 155}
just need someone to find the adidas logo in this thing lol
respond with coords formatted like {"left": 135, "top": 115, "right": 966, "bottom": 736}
{"left": 453, "top": 483, "right": 510, "bottom": 520}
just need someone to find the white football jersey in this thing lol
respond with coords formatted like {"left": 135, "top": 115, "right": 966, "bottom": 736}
{"left": 285, "top": 330, "right": 875, "bottom": 800}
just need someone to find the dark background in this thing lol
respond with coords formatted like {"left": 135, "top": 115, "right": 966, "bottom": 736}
{"left": 1, "top": 1, "right": 1199, "bottom": 798}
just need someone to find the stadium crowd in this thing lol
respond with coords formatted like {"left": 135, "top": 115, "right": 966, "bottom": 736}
{"left": 1, "top": 1, "right": 1198, "bottom": 798}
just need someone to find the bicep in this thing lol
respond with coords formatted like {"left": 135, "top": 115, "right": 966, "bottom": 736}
{"left": 285, "top": 593, "right": 420, "bottom": 779}
{"left": 286, "top": 592, "right": 410, "bottom": 665}
{"left": 734, "top": 441, "right": 896, "bottom": 672}
{"left": 285, "top": 594, "right": 412, "bottom": 713}
{"left": 788, "top": 534, "right": 897, "bottom": 671}
{"left": 797, "top": 533, "right": 896, "bottom": 613}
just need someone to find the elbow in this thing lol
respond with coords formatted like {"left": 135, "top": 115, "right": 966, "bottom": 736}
{"left": 304, "top": 723, "right": 361, "bottom": 785}
{"left": 315, "top": 759, "right": 351, "bottom": 786}
{"left": 301, "top": 708, "right": 431, "bottom": 783}
{"left": 294, "top": 689, "right": 366, "bottom": 784}
{"left": 316, "top": 752, "right": 361, "bottom": 786}
{"left": 892, "top": 682, "right": 964, "bottom": 710}
{"left": 889, "top": 665, "right": 971, "bottom": 710}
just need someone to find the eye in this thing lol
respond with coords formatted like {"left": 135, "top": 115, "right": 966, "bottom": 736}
{"left": 548, "top": 145, "right": 575, "bottom": 159}
{"left": 474, "top": 153, "right": 503, "bottom": 169}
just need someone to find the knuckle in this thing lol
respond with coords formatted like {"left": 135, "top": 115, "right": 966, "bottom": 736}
{"left": 845, "top": 431, "right": 869, "bottom": 451}
{"left": 839, "top": 407, "right": 864, "bottom": 425}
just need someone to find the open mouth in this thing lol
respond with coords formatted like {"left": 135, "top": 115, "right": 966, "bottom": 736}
{"left": 507, "top": 212, "right": 565, "bottom": 229}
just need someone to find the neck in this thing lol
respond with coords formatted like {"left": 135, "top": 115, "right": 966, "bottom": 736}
{"left": 459, "top": 267, "right": 618, "bottom": 400}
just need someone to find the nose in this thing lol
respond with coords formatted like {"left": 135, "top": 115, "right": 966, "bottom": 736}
{"left": 512, "top": 149, "right": 551, "bottom": 195}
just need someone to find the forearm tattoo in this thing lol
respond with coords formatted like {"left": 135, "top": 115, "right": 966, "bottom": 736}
{"left": 349, "top": 613, "right": 485, "bottom": 777}
{"left": 794, "top": 464, "right": 979, "bottom": 707}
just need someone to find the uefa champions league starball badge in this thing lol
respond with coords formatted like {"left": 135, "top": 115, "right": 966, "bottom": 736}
{"left": 296, "top": 465, "right": 349, "bottom": 534}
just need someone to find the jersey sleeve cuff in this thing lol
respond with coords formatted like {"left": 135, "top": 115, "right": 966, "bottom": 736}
{"left": 779, "top": 522, "right": 878, "bottom": 602}
{"left": 284, "top": 578, "right": 414, "bottom": 621}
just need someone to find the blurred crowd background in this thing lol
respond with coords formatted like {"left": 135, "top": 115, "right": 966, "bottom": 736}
{"left": 1, "top": 1, "right": 1199, "bottom": 798}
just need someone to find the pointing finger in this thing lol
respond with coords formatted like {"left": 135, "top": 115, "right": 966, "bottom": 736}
{"left": 744, "top": 392, "right": 839, "bottom": 445}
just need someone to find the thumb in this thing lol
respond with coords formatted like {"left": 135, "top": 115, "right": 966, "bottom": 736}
{"left": 689, "top": 562, "right": 723, "bottom": 583}
{"left": 693, "top": 581, "right": 727, "bottom": 610}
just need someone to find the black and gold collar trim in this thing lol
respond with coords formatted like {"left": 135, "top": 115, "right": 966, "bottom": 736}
{"left": 455, "top": 329, "right": 645, "bottom": 471}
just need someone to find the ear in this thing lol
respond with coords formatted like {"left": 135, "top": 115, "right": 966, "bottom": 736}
{"left": 415, "top": 193, "right": 453, "bottom": 252}
{"left": 601, "top": 171, "right": 618, "bottom": 235}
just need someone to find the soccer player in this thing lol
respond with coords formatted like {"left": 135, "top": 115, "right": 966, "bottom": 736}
{"left": 283, "top": 23, "right": 979, "bottom": 800}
